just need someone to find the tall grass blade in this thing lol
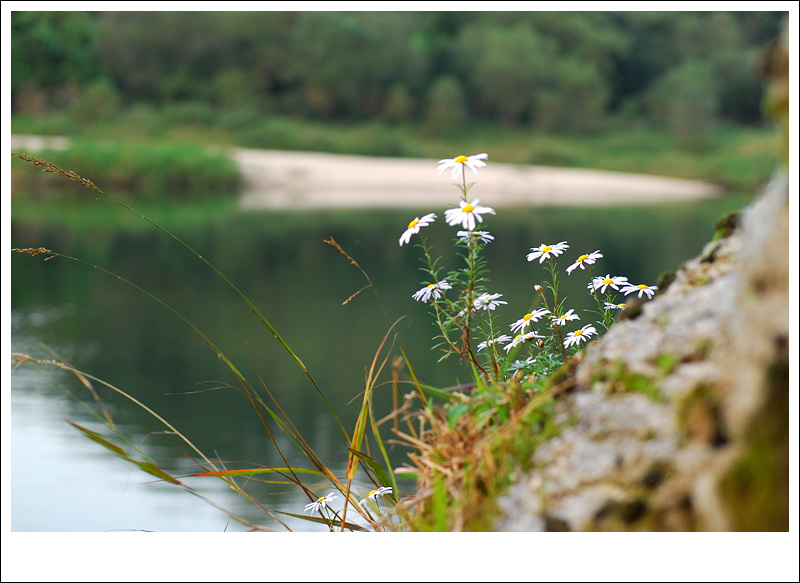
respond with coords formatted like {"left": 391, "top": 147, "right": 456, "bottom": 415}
{"left": 66, "top": 419, "right": 180, "bottom": 485}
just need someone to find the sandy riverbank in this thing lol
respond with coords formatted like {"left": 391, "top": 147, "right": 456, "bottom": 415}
{"left": 228, "top": 148, "right": 722, "bottom": 210}
{"left": 10, "top": 135, "right": 722, "bottom": 209}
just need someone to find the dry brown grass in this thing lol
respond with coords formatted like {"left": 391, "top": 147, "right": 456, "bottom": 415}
{"left": 12, "top": 152, "right": 100, "bottom": 192}
{"left": 390, "top": 373, "right": 575, "bottom": 531}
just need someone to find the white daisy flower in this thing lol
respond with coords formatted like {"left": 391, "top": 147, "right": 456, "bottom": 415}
{"left": 444, "top": 198, "right": 496, "bottom": 231}
{"left": 504, "top": 334, "right": 525, "bottom": 352}
{"left": 604, "top": 301, "right": 627, "bottom": 310}
{"left": 438, "top": 153, "right": 488, "bottom": 180}
{"left": 566, "top": 250, "right": 603, "bottom": 275}
{"left": 457, "top": 230, "right": 495, "bottom": 244}
{"left": 622, "top": 283, "right": 658, "bottom": 299}
{"left": 473, "top": 292, "right": 507, "bottom": 311}
{"left": 503, "top": 330, "right": 543, "bottom": 352}
{"left": 477, "top": 335, "right": 512, "bottom": 352}
{"left": 399, "top": 213, "right": 436, "bottom": 246}
{"left": 304, "top": 492, "right": 338, "bottom": 513}
{"left": 564, "top": 324, "right": 598, "bottom": 349}
{"left": 412, "top": 280, "right": 453, "bottom": 303}
{"left": 358, "top": 486, "right": 393, "bottom": 507}
{"left": 507, "top": 357, "right": 535, "bottom": 374}
{"left": 510, "top": 308, "right": 551, "bottom": 334}
{"left": 526, "top": 241, "right": 569, "bottom": 263}
{"left": 551, "top": 309, "right": 580, "bottom": 327}
{"left": 588, "top": 274, "right": 629, "bottom": 294}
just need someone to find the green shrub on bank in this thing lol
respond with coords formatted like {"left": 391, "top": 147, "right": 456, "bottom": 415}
{"left": 239, "top": 116, "right": 424, "bottom": 158}
{"left": 11, "top": 139, "right": 242, "bottom": 202}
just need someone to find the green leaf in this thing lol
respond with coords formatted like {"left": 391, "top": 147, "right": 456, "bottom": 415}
{"left": 275, "top": 511, "right": 369, "bottom": 532}
{"left": 133, "top": 460, "right": 181, "bottom": 485}
{"left": 415, "top": 383, "right": 460, "bottom": 401}
{"left": 346, "top": 448, "right": 391, "bottom": 488}
{"left": 393, "top": 472, "right": 419, "bottom": 480}
{"left": 67, "top": 419, "right": 180, "bottom": 485}
{"left": 447, "top": 403, "right": 470, "bottom": 430}
{"left": 190, "top": 467, "right": 329, "bottom": 479}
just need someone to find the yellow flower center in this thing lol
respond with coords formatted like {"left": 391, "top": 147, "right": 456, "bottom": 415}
{"left": 523, "top": 313, "right": 533, "bottom": 321}
{"left": 578, "top": 254, "right": 588, "bottom": 262}
{"left": 455, "top": 155, "right": 469, "bottom": 163}
{"left": 316, "top": 496, "right": 326, "bottom": 502}
{"left": 619, "top": 303, "right": 626, "bottom": 308}
{"left": 427, "top": 283, "right": 435, "bottom": 288}
{"left": 462, "top": 204, "right": 475, "bottom": 213}
{"left": 542, "top": 246, "right": 552, "bottom": 253}
{"left": 368, "top": 489, "right": 377, "bottom": 497}
{"left": 574, "top": 330, "right": 584, "bottom": 337}
{"left": 407, "top": 218, "right": 419, "bottom": 229}
{"left": 637, "top": 284, "right": 648, "bottom": 289}
{"left": 603, "top": 278, "right": 613, "bottom": 284}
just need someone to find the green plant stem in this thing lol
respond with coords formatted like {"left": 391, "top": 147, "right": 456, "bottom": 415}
{"left": 542, "top": 260, "right": 567, "bottom": 361}
{"left": 586, "top": 265, "right": 613, "bottom": 331}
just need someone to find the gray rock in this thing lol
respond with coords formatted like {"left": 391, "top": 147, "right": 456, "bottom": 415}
{"left": 495, "top": 164, "right": 790, "bottom": 531}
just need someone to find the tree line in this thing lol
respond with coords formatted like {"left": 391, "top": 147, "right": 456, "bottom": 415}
{"left": 11, "top": 11, "right": 785, "bottom": 138}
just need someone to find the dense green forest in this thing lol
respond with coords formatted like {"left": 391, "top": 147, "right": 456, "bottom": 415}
{"left": 12, "top": 11, "right": 784, "bottom": 137}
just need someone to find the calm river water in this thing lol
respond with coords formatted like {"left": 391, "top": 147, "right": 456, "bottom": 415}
{"left": 9, "top": 195, "right": 747, "bottom": 531}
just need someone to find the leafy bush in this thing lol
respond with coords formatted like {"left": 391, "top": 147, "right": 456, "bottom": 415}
{"left": 423, "top": 76, "right": 469, "bottom": 136}
{"left": 12, "top": 139, "right": 242, "bottom": 201}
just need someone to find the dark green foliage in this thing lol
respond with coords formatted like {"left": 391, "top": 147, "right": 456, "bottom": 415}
{"left": 11, "top": 139, "right": 242, "bottom": 201}
{"left": 11, "top": 11, "right": 786, "bottom": 132}
{"left": 712, "top": 211, "right": 740, "bottom": 241}
{"left": 457, "top": 22, "right": 558, "bottom": 125}
{"left": 423, "top": 76, "right": 468, "bottom": 135}
{"left": 11, "top": 11, "right": 102, "bottom": 111}
{"left": 285, "top": 12, "right": 429, "bottom": 119}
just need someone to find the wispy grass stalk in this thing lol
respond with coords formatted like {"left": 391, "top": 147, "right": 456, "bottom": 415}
{"left": 12, "top": 152, "right": 406, "bottom": 531}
